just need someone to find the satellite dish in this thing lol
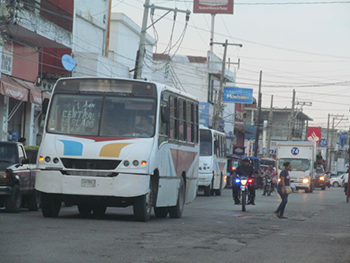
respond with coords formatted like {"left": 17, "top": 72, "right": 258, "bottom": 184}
{"left": 61, "top": 54, "right": 76, "bottom": 71}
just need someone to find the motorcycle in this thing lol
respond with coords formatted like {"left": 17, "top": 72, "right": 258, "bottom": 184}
{"left": 235, "top": 175, "right": 254, "bottom": 212}
{"left": 263, "top": 176, "right": 273, "bottom": 196}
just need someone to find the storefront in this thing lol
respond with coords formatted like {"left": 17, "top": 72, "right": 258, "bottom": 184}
{"left": 0, "top": 74, "right": 48, "bottom": 145}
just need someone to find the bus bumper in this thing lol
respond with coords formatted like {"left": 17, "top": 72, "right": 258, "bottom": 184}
{"left": 35, "top": 170, "right": 150, "bottom": 197}
{"left": 198, "top": 172, "right": 213, "bottom": 187}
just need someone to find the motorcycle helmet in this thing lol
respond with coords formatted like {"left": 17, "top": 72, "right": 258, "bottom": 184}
{"left": 242, "top": 157, "right": 250, "bottom": 162}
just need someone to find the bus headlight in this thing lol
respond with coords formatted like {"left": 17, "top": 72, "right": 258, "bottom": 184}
{"left": 123, "top": 160, "right": 130, "bottom": 167}
{"left": 303, "top": 178, "right": 309, "bottom": 184}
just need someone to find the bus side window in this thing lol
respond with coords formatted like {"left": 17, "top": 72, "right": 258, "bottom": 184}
{"left": 214, "top": 139, "right": 219, "bottom": 156}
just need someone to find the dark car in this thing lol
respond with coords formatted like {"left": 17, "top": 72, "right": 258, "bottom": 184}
{"left": 314, "top": 166, "right": 329, "bottom": 190}
{"left": 0, "top": 142, "right": 39, "bottom": 212}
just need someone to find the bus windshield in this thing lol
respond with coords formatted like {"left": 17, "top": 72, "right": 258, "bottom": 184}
{"left": 279, "top": 158, "right": 310, "bottom": 172}
{"left": 200, "top": 130, "right": 212, "bottom": 156}
{"left": 46, "top": 94, "right": 156, "bottom": 138}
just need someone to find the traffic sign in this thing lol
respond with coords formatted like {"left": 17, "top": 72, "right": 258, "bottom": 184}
{"left": 319, "top": 139, "right": 327, "bottom": 147}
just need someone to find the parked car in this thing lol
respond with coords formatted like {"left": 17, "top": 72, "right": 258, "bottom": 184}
{"left": 314, "top": 166, "right": 328, "bottom": 190}
{"left": 329, "top": 173, "right": 346, "bottom": 187}
{"left": 0, "top": 142, "right": 39, "bottom": 212}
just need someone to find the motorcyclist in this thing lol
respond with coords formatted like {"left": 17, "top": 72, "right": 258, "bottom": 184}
{"left": 232, "top": 157, "right": 256, "bottom": 205}
{"left": 262, "top": 166, "right": 276, "bottom": 195}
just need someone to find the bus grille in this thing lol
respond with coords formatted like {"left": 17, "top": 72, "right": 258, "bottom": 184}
{"left": 60, "top": 158, "right": 120, "bottom": 170}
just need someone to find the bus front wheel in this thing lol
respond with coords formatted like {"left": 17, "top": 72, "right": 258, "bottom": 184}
{"left": 41, "top": 193, "right": 61, "bottom": 218}
{"left": 133, "top": 192, "right": 153, "bottom": 222}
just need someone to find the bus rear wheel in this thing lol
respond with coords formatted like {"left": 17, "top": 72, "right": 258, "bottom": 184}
{"left": 154, "top": 207, "right": 168, "bottom": 218}
{"left": 169, "top": 177, "right": 185, "bottom": 219}
{"left": 203, "top": 185, "right": 211, "bottom": 196}
{"left": 92, "top": 205, "right": 107, "bottom": 216}
{"left": 78, "top": 203, "right": 92, "bottom": 216}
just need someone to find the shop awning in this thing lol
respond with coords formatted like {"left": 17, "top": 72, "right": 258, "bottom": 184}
{"left": 13, "top": 78, "right": 50, "bottom": 105}
{"left": 0, "top": 74, "right": 29, "bottom": 102}
{"left": 0, "top": 75, "right": 50, "bottom": 105}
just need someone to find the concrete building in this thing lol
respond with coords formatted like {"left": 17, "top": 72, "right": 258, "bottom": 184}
{"left": 0, "top": 1, "right": 155, "bottom": 145}
{"left": 151, "top": 51, "right": 237, "bottom": 134}
{"left": 109, "top": 13, "right": 155, "bottom": 79}
{"left": 0, "top": 0, "right": 72, "bottom": 144}
{"left": 243, "top": 106, "right": 313, "bottom": 157}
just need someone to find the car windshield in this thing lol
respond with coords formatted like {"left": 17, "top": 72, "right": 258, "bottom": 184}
{"left": 47, "top": 94, "right": 156, "bottom": 138}
{"left": 0, "top": 144, "right": 17, "bottom": 163}
{"left": 279, "top": 158, "right": 310, "bottom": 171}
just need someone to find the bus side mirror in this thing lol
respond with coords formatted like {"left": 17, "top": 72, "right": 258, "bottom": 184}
{"left": 161, "top": 100, "right": 170, "bottom": 123}
{"left": 42, "top": 98, "right": 49, "bottom": 115}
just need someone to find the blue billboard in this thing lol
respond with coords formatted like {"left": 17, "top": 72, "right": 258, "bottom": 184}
{"left": 199, "top": 102, "right": 213, "bottom": 127}
{"left": 223, "top": 87, "right": 253, "bottom": 104}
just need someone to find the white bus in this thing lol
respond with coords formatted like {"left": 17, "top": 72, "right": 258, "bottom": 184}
{"left": 35, "top": 77, "right": 199, "bottom": 221}
{"left": 198, "top": 125, "right": 227, "bottom": 196}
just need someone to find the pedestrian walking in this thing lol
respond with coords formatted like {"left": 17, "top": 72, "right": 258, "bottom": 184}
{"left": 274, "top": 162, "right": 292, "bottom": 219}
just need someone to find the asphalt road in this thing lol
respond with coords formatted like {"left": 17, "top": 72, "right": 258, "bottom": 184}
{"left": 1, "top": 186, "right": 350, "bottom": 263}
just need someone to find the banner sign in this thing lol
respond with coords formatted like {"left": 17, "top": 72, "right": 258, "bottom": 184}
{"left": 193, "top": 0, "right": 234, "bottom": 14}
{"left": 338, "top": 132, "right": 348, "bottom": 148}
{"left": 199, "top": 102, "right": 213, "bottom": 127}
{"left": 223, "top": 87, "right": 253, "bottom": 103}
{"left": 307, "top": 126, "right": 321, "bottom": 143}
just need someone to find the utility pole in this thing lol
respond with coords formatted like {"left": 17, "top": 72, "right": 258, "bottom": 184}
{"left": 266, "top": 95, "right": 273, "bottom": 157}
{"left": 326, "top": 113, "right": 330, "bottom": 166}
{"left": 211, "top": 40, "right": 242, "bottom": 131}
{"left": 254, "top": 70, "right": 262, "bottom": 157}
{"left": 288, "top": 89, "right": 296, "bottom": 141}
{"left": 213, "top": 39, "right": 228, "bottom": 131}
{"left": 135, "top": 1, "right": 190, "bottom": 79}
{"left": 210, "top": 14, "right": 215, "bottom": 52}
{"left": 135, "top": 0, "right": 151, "bottom": 79}
{"left": 328, "top": 115, "right": 347, "bottom": 172}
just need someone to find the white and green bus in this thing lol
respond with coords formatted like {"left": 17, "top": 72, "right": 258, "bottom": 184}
{"left": 35, "top": 77, "right": 199, "bottom": 221}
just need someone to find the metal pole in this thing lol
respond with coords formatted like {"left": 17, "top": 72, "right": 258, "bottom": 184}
{"left": 213, "top": 39, "right": 228, "bottom": 131}
{"left": 210, "top": 14, "right": 215, "bottom": 53}
{"left": 136, "top": 0, "right": 151, "bottom": 79}
{"left": 254, "top": 70, "right": 262, "bottom": 157}
{"left": 105, "top": 0, "right": 112, "bottom": 57}
{"left": 266, "top": 95, "right": 273, "bottom": 157}
{"left": 329, "top": 117, "right": 335, "bottom": 172}
{"left": 326, "top": 113, "right": 330, "bottom": 170}
{"left": 288, "top": 89, "right": 296, "bottom": 141}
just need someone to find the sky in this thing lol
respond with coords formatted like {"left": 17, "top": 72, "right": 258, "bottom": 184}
{"left": 111, "top": 0, "right": 350, "bottom": 130}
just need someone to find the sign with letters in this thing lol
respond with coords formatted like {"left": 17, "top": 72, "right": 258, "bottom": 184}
{"left": 223, "top": 87, "right": 253, "bottom": 104}
{"left": 193, "top": 0, "right": 234, "bottom": 14}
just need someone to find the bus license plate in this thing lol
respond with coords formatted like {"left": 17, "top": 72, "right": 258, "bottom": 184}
{"left": 81, "top": 179, "right": 96, "bottom": 187}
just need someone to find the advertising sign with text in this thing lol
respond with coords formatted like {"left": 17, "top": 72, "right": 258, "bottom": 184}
{"left": 193, "top": 0, "right": 234, "bottom": 14}
{"left": 223, "top": 87, "right": 253, "bottom": 104}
